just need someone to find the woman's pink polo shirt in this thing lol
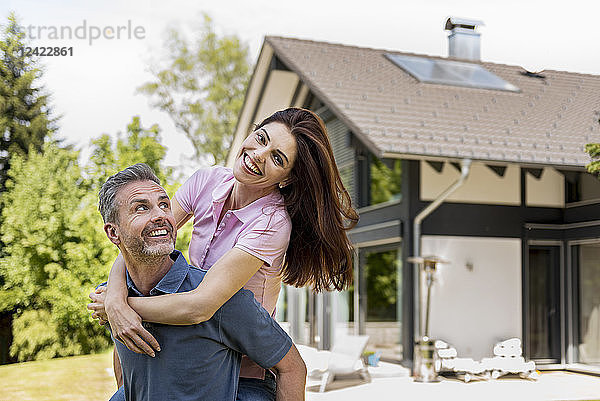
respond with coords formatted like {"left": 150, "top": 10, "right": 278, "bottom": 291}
{"left": 175, "top": 166, "right": 291, "bottom": 378}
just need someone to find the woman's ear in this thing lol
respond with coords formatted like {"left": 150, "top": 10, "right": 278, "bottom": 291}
{"left": 279, "top": 178, "right": 294, "bottom": 189}
{"left": 103, "top": 223, "right": 120, "bottom": 246}
{"left": 279, "top": 174, "right": 297, "bottom": 189}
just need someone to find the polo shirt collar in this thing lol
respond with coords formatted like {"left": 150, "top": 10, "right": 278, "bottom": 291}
{"left": 232, "top": 191, "right": 284, "bottom": 223}
{"left": 210, "top": 172, "right": 285, "bottom": 224}
{"left": 125, "top": 250, "right": 189, "bottom": 297}
{"left": 211, "top": 173, "right": 235, "bottom": 205}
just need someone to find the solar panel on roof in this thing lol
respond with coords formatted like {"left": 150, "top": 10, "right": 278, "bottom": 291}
{"left": 385, "top": 54, "right": 520, "bottom": 92}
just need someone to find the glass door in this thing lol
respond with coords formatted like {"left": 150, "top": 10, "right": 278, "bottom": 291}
{"left": 572, "top": 242, "right": 600, "bottom": 366}
{"left": 527, "top": 245, "right": 561, "bottom": 363}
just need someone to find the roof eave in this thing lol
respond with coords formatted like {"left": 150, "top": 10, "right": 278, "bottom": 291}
{"left": 265, "top": 36, "right": 384, "bottom": 159}
{"left": 381, "top": 151, "right": 589, "bottom": 170}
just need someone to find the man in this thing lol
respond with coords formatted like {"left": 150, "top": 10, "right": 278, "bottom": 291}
{"left": 95, "top": 163, "right": 306, "bottom": 400}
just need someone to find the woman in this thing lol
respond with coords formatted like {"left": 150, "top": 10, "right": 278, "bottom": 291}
{"left": 91, "top": 108, "right": 359, "bottom": 400}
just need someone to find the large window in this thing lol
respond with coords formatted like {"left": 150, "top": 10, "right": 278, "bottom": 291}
{"left": 370, "top": 158, "right": 401, "bottom": 206}
{"left": 566, "top": 172, "right": 600, "bottom": 203}
{"left": 574, "top": 243, "right": 600, "bottom": 365}
{"left": 364, "top": 250, "right": 400, "bottom": 322}
{"left": 349, "top": 246, "right": 403, "bottom": 361}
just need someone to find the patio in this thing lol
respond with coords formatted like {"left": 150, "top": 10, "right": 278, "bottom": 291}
{"left": 305, "top": 362, "right": 600, "bottom": 401}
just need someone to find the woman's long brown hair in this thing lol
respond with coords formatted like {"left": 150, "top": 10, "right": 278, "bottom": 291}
{"left": 256, "top": 108, "right": 359, "bottom": 292}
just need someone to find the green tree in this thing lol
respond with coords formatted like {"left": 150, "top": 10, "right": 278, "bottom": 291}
{"left": 87, "top": 116, "right": 192, "bottom": 255}
{"left": 0, "top": 144, "right": 113, "bottom": 361}
{"left": 586, "top": 143, "right": 600, "bottom": 176}
{"left": 0, "top": 116, "right": 191, "bottom": 361}
{"left": 0, "top": 13, "right": 54, "bottom": 192}
{"left": 87, "top": 116, "right": 172, "bottom": 188}
{"left": 137, "top": 13, "right": 251, "bottom": 166}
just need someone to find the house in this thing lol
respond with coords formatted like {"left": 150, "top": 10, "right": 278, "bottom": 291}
{"left": 227, "top": 18, "right": 600, "bottom": 373}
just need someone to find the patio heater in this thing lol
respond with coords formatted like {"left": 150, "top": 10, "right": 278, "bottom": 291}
{"left": 408, "top": 256, "right": 447, "bottom": 383}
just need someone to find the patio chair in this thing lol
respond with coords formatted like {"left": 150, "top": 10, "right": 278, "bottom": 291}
{"left": 319, "top": 334, "right": 370, "bottom": 392}
{"left": 435, "top": 339, "right": 487, "bottom": 382}
{"left": 481, "top": 338, "right": 538, "bottom": 380}
{"left": 296, "top": 344, "right": 330, "bottom": 378}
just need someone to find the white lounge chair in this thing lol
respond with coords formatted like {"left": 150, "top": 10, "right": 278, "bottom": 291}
{"left": 296, "top": 344, "right": 330, "bottom": 378}
{"left": 482, "top": 338, "right": 538, "bottom": 380}
{"left": 319, "top": 334, "right": 370, "bottom": 392}
{"left": 435, "top": 338, "right": 538, "bottom": 382}
{"left": 436, "top": 340, "right": 487, "bottom": 382}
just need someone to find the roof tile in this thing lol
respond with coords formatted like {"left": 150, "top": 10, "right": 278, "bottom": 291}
{"left": 266, "top": 36, "right": 600, "bottom": 166}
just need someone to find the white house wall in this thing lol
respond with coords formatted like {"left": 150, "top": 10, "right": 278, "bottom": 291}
{"left": 525, "top": 167, "right": 565, "bottom": 207}
{"left": 421, "top": 235, "right": 522, "bottom": 360}
{"left": 253, "top": 70, "right": 299, "bottom": 125}
{"left": 420, "top": 161, "right": 521, "bottom": 205}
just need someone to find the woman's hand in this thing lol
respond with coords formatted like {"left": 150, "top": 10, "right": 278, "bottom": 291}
{"left": 104, "top": 291, "right": 161, "bottom": 357}
{"left": 101, "top": 252, "right": 162, "bottom": 357}
{"left": 88, "top": 286, "right": 108, "bottom": 325}
{"left": 88, "top": 285, "right": 159, "bottom": 356}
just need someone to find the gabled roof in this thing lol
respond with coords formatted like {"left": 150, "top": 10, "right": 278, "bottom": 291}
{"left": 266, "top": 36, "right": 600, "bottom": 167}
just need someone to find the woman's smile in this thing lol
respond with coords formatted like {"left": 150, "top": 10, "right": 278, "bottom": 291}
{"left": 243, "top": 153, "right": 262, "bottom": 176}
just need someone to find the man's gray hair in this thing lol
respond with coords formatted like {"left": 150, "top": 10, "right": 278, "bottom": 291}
{"left": 98, "top": 163, "right": 161, "bottom": 224}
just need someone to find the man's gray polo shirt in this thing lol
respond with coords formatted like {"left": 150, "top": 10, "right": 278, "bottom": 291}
{"left": 106, "top": 250, "right": 292, "bottom": 401}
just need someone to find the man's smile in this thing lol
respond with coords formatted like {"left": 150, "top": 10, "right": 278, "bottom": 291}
{"left": 142, "top": 221, "right": 174, "bottom": 241}
{"left": 148, "top": 228, "right": 168, "bottom": 237}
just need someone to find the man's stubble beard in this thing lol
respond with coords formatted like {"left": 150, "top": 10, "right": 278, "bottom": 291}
{"left": 120, "top": 232, "right": 174, "bottom": 265}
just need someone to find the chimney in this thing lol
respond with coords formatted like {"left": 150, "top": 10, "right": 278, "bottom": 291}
{"left": 445, "top": 17, "right": 484, "bottom": 61}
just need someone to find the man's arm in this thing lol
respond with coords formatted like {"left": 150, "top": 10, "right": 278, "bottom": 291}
{"left": 271, "top": 344, "right": 306, "bottom": 401}
{"left": 113, "top": 347, "right": 123, "bottom": 388}
{"left": 218, "top": 289, "right": 306, "bottom": 400}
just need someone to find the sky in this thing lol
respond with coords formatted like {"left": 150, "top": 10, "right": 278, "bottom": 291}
{"left": 2, "top": 0, "right": 599, "bottom": 176}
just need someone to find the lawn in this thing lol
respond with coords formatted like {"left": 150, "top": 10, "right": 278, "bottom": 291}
{"left": 0, "top": 349, "right": 117, "bottom": 401}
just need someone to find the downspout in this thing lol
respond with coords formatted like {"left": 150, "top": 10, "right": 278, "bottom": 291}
{"left": 413, "top": 158, "right": 472, "bottom": 339}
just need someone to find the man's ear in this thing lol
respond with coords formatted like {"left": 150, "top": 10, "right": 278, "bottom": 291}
{"left": 104, "top": 223, "right": 120, "bottom": 246}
